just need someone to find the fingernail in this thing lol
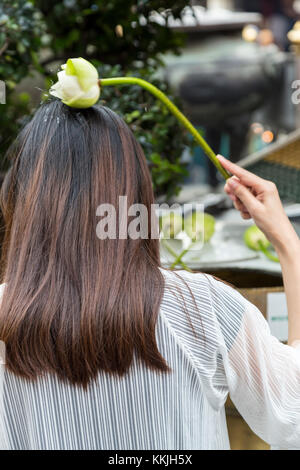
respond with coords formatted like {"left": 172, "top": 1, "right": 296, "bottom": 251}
{"left": 228, "top": 178, "right": 238, "bottom": 188}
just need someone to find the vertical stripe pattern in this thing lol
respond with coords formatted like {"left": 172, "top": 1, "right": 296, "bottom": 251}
{"left": 1, "top": 269, "right": 300, "bottom": 449}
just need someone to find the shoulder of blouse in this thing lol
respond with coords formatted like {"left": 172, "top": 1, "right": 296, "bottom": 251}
{"left": 159, "top": 268, "right": 247, "bottom": 334}
{"left": 159, "top": 267, "right": 245, "bottom": 306}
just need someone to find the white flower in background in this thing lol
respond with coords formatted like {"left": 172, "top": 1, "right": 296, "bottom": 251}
{"left": 49, "top": 57, "right": 100, "bottom": 108}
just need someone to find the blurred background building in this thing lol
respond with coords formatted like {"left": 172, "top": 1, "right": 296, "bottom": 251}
{"left": 156, "top": 0, "right": 300, "bottom": 190}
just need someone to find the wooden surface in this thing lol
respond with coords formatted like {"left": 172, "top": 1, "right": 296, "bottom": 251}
{"left": 238, "top": 286, "right": 284, "bottom": 320}
{"left": 227, "top": 414, "right": 270, "bottom": 450}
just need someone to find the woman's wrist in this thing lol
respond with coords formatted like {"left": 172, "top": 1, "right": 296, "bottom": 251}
{"left": 273, "top": 226, "right": 300, "bottom": 259}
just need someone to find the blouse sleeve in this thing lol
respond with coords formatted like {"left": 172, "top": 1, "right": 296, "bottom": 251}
{"left": 209, "top": 276, "right": 300, "bottom": 449}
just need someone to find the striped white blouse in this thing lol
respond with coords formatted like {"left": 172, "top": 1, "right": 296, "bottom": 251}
{"left": 1, "top": 269, "right": 300, "bottom": 450}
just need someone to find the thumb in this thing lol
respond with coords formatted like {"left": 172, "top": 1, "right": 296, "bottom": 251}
{"left": 229, "top": 180, "right": 262, "bottom": 215}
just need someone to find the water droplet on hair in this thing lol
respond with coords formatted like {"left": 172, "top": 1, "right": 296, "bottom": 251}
{"left": 43, "top": 117, "right": 48, "bottom": 122}
{"left": 56, "top": 117, "right": 60, "bottom": 124}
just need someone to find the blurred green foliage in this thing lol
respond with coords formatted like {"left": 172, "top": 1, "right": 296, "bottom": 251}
{"left": 0, "top": 1, "right": 45, "bottom": 171}
{"left": 35, "top": 0, "right": 187, "bottom": 70}
{"left": 0, "top": 1, "right": 44, "bottom": 84}
{"left": 0, "top": 0, "right": 192, "bottom": 197}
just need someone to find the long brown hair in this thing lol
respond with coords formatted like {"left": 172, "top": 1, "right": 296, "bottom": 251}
{"left": 0, "top": 100, "right": 172, "bottom": 387}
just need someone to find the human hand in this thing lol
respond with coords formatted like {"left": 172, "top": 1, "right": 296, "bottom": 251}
{"left": 217, "top": 154, "right": 298, "bottom": 251}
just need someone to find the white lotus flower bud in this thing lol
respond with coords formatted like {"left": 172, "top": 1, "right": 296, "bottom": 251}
{"left": 49, "top": 57, "right": 100, "bottom": 108}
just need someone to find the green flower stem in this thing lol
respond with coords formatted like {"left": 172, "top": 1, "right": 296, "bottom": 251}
{"left": 170, "top": 242, "right": 194, "bottom": 270}
{"left": 100, "top": 77, "right": 230, "bottom": 180}
{"left": 161, "top": 239, "right": 192, "bottom": 272}
{"left": 258, "top": 240, "right": 280, "bottom": 263}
